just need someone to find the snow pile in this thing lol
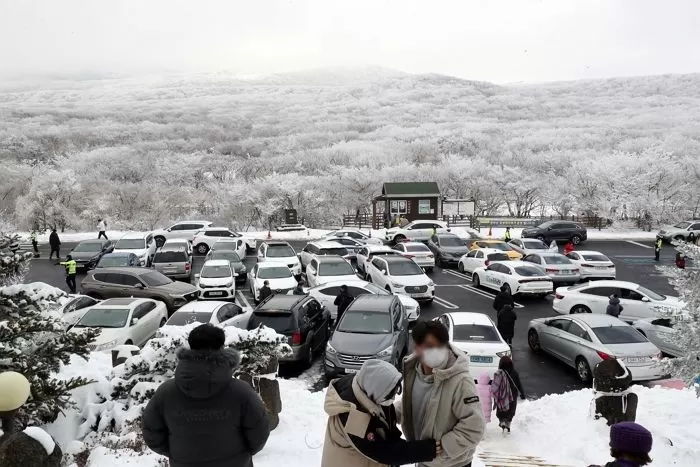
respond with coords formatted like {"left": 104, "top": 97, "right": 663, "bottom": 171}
{"left": 22, "top": 426, "right": 56, "bottom": 455}
{"left": 0, "top": 281, "right": 66, "bottom": 311}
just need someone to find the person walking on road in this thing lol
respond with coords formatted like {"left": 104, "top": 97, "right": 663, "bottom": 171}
{"left": 493, "top": 283, "right": 515, "bottom": 313}
{"left": 606, "top": 295, "right": 623, "bottom": 318}
{"left": 675, "top": 252, "right": 686, "bottom": 269}
{"left": 321, "top": 359, "right": 439, "bottom": 467}
{"left": 49, "top": 228, "right": 61, "bottom": 260}
{"left": 30, "top": 229, "right": 39, "bottom": 256}
{"left": 258, "top": 280, "right": 272, "bottom": 302}
{"left": 292, "top": 280, "right": 305, "bottom": 295}
{"left": 504, "top": 227, "right": 512, "bottom": 242}
{"left": 491, "top": 356, "right": 525, "bottom": 432}
{"left": 143, "top": 324, "right": 270, "bottom": 467}
{"left": 398, "top": 320, "right": 485, "bottom": 467}
{"left": 588, "top": 421, "right": 653, "bottom": 467}
{"left": 654, "top": 237, "right": 662, "bottom": 261}
{"left": 497, "top": 304, "right": 517, "bottom": 346}
{"left": 97, "top": 218, "right": 108, "bottom": 240}
{"left": 333, "top": 284, "right": 354, "bottom": 324}
{"left": 59, "top": 254, "right": 77, "bottom": 294}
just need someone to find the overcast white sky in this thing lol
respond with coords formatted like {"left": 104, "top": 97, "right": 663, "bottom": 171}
{"left": 1, "top": 0, "right": 698, "bottom": 83}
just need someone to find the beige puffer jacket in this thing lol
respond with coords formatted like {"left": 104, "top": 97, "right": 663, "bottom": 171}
{"left": 397, "top": 344, "right": 485, "bottom": 467}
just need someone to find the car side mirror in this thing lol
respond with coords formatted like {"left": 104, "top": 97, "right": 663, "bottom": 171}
{"left": 544, "top": 320, "right": 552, "bottom": 326}
{"left": 547, "top": 227, "right": 553, "bottom": 231}
{"left": 641, "top": 296, "right": 651, "bottom": 302}
{"left": 131, "top": 317, "right": 139, "bottom": 326}
{"left": 166, "top": 228, "right": 172, "bottom": 232}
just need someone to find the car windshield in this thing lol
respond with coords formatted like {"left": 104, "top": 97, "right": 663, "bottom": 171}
{"left": 581, "top": 254, "right": 610, "bottom": 262}
{"left": 153, "top": 251, "right": 188, "bottom": 263}
{"left": 319, "top": 261, "right": 355, "bottom": 276}
{"left": 365, "top": 283, "right": 390, "bottom": 295}
{"left": 320, "top": 247, "right": 348, "bottom": 256}
{"left": 98, "top": 256, "right": 130, "bottom": 267}
{"left": 453, "top": 324, "right": 501, "bottom": 342}
{"left": 337, "top": 310, "right": 391, "bottom": 334}
{"left": 73, "top": 242, "right": 103, "bottom": 252}
{"left": 167, "top": 312, "right": 212, "bottom": 325}
{"left": 258, "top": 266, "right": 293, "bottom": 279}
{"left": 636, "top": 285, "right": 666, "bottom": 301}
{"left": 76, "top": 308, "right": 130, "bottom": 328}
{"left": 266, "top": 245, "right": 296, "bottom": 257}
{"left": 141, "top": 272, "right": 172, "bottom": 286}
{"left": 477, "top": 242, "right": 511, "bottom": 251}
{"left": 439, "top": 237, "right": 464, "bottom": 247}
{"left": 514, "top": 266, "right": 545, "bottom": 276}
{"left": 543, "top": 255, "right": 571, "bottom": 265}
{"left": 115, "top": 239, "right": 145, "bottom": 249}
{"left": 673, "top": 222, "right": 691, "bottom": 229}
{"left": 592, "top": 326, "right": 647, "bottom": 344}
{"left": 523, "top": 240, "right": 548, "bottom": 249}
{"left": 388, "top": 261, "right": 424, "bottom": 276}
{"left": 406, "top": 244, "right": 430, "bottom": 253}
{"left": 210, "top": 251, "right": 241, "bottom": 263}
{"left": 201, "top": 265, "right": 231, "bottom": 278}
{"left": 487, "top": 253, "right": 511, "bottom": 262}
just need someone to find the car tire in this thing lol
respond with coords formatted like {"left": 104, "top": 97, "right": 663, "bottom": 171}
{"left": 425, "top": 267, "right": 433, "bottom": 274}
{"left": 570, "top": 304, "right": 591, "bottom": 314}
{"left": 394, "top": 235, "right": 406, "bottom": 244}
{"left": 472, "top": 273, "right": 481, "bottom": 288}
{"left": 125, "top": 340, "right": 133, "bottom": 345}
{"left": 424, "top": 298, "right": 433, "bottom": 305}
{"left": 571, "top": 235, "right": 582, "bottom": 245}
{"left": 385, "top": 286, "right": 392, "bottom": 293}
{"left": 528, "top": 329, "right": 541, "bottom": 352}
{"left": 159, "top": 318, "right": 166, "bottom": 327}
{"left": 154, "top": 236, "right": 166, "bottom": 248}
{"left": 576, "top": 357, "right": 592, "bottom": 384}
{"left": 196, "top": 243, "right": 209, "bottom": 255}
{"left": 458, "top": 262, "right": 465, "bottom": 273}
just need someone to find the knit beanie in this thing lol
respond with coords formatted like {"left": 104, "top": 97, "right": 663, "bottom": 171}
{"left": 610, "top": 422, "right": 653, "bottom": 455}
{"left": 0, "top": 372, "right": 31, "bottom": 411}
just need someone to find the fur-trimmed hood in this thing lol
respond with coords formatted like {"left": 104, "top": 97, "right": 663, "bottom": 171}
{"left": 174, "top": 348, "right": 241, "bottom": 400}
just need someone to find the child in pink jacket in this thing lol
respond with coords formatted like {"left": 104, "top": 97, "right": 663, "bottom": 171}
{"left": 476, "top": 371, "right": 493, "bottom": 423}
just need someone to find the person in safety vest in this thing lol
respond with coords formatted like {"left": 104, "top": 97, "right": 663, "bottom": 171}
{"left": 654, "top": 237, "right": 662, "bottom": 262}
{"left": 504, "top": 227, "right": 512, "bottom": 242}
{"left": 60, "top": 255, "right": 77, "bottom": 293}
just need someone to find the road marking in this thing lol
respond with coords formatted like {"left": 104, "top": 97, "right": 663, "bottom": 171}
{"left": 443, "top": 269, "right": 472, "bottom": 281}
{"left": 458, "top": 284, "right": 525, "bottom": 308}
{"left": 625, "top": 240, "right": 653, "bottom": 249}
{"left": 236, "top": 291, "right": 251, "bottom": 309}
{"left": 432, "top": 296, "right": 459, "bottom": 309}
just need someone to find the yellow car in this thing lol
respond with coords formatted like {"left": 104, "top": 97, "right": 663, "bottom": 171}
{"left": 469, "top": 240, "right": 523, "bottom": 260}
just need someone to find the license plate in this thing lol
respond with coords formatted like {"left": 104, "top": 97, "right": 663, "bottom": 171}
{"left": 208, "top": 291, "right": 224, "bottom": 296}
{"left": 470, "top": 356, "right": 493, "bottom": 363}
{"left": 344, "top": 368, "right": 358, "bottom": 374}
{"left": 595, "top": 266, "right": 608, "bottom": 270}
{"left": 410, "top": 293, "right": 424, "bottom": 298}
{"left": 625, "top": 357, "right": 646, "bottom": 363}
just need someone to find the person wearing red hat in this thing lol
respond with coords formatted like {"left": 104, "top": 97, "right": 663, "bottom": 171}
{"left": 590, "top": 421, "right": 653, "bottom": 467}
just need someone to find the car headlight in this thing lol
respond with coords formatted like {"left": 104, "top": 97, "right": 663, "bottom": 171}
{"left": 95, "top": 339, "right": 119, "bottom": 351}
{"left": 326, "top": 342, "right": 337, "bottom": 355}
{"left": 391, "top": 282, "right": 403, "bottom": 288}
{"left": 496, "top": 350, "right": 512, "bottom": 357}
{"left": 428, "top": 281, "right": 434, "bottom": 287}
{"left": 375, "top": 346, "right": 393, "bottom": 358}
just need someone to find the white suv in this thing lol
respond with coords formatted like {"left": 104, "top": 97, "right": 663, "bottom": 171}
{"left": 298, "top": 241, "right": 349, "bottom": 269}
{"left": 113, "top": 232, "right": 157, "bottom": 266}
{"left": 192, "top": 227, "right": 251, "bottom": 256}
{"left": 195, "top": 259, "right": 236, "bottom": 301}
{"left": 384, "top": 220, "right": 450, "bottom": 243}
{"left": 365, "top": 255, "right": 434, "bottom": 302}
{"left": 257, "top": 241, "right": 301, "bottom": 275}
{"left": 153, "top": 220, "right": 213, "bottom": 247}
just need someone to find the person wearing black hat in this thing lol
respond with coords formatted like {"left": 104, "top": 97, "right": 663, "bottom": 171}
{"left": 493, "top": 283, "right": 515, "bottom": 313}
{"left": 589, "top": 421, "right": 653, "bottom": 467}
{"left": 142, "top": 324, "right": 270, "bottom": 467}
{"left": 333, "top": 284, "right": 354, "bottom": 324}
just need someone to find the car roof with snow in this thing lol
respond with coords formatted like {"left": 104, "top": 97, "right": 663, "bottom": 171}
{"left": 476, "top": 248, "right": 509, "bottom": 255}
{"left": 346, "top": 294, "right": 394, "bottom": 312}
{"left": 314, "top": 255, "right": 350, "bottom": 264}
{"left": 365, "top": 244, "right": 395, "bottom": 252}
{"left": 97, "top": 298, "right": 141, "bottom": 306}
{"left": 174, "top": 301, "right": 229, "bottom": 313}
{"left": 576, "top": 279, "right": 641, "bottom": 289}
{"left": 257, "top": 261, "right": 292, "bottom": 269}
{"left": 203, "top": 259, "right": 231, "bottom": 267}
{"left": 445, "top": 312, "right": 494, "bottom": 326}
{"left": 309, "top": 240, "right": 346, "bottom": 248}
{"left": 310, "top": 279, "right": 369, "bottom": 290}
{"left": 571, "top": 250, "right": 608, "bottom": 256}
{"left": 202, "top": 226, "right": 233, "bottom": 232}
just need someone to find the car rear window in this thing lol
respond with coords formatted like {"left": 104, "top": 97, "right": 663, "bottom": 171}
{"left": 154, "top": 251, "right": 188, "bottom": 263}
{"left": 406, "top": 244, "right": 430, "bottom": 253}
{"left": 453, "top": 324, "right": 500, "bottom": 342}
{"left": 514, "top": 266, "right": 544, "bottom": 276}
{"left": 487, "top": 253, "right": 510, "bottom": 262}
{"left": 592, "top": 326, "right": 647, "bottom": 344}
{"left": 167, "top": 312, "right": 212, "bottom": 325}
{"left": 98, "top": 256, "right": 130, "bottom": 267}
{"left": 439, "top": 237, "right": 464, "bottom": 247}
{"left": 543, "top": 255, "right": 571, "bottom": 265}
{"left": 249, "top": 312, "right": 297, "bottom": 333}
{"left": 319, "top": 261, "right": 355, "bottom": 276}
{"left": 320, "top": 247, "right": 348, "bottom": 256}
{"left": 266, "top": 245, "right": 295, "bottom": 257}
{"left": 581, "top": 254, "right": 610, "bottom": 262}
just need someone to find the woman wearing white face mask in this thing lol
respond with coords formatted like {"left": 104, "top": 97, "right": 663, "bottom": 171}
{"left": 397, "top": 321, "right": 485, "bottom": 467}
{"left": 322, "top": 359, "right": 440, "bottom": 467}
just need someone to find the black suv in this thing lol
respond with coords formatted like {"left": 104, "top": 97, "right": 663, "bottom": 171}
{"left": 247, "top": 294, "right": 330, "bottom": 367}
{"left": 521, "top": 221, "right": 587, "bottom": 245}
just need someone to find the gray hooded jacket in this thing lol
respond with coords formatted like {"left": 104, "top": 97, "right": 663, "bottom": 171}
{"left": 142, "top": 348, "right": 270, "bottom": 467}
{"left": 606, "top": 297, "right": 623, "bottom": 317}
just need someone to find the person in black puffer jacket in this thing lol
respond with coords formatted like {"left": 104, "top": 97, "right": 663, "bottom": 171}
{"left": 142, "top": 324, "right": 270, "bottom": 467}
{"left": 497, "top": 304, "right": 517, "bottom": 346}
{"left": 493, "top": 284, "right": 515, "bottom": 313}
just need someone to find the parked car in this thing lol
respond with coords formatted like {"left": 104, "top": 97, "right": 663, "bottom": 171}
{"left": 153, "top": 220, "right": 213, "bottom": 247}
{"left": 384, "top": 220, "right": 450, "bottom": 243}
{"left": 458, "top": 248, "right": 511, "bottom": 275}
{"left": 364, "top": 255, "right": 434, "bottom": 302}
{"left": 356, "top": 245, "right": 402, "bottom": 276}
{"left": 552, "top": 280, "right": 683, "bottom": 321}
{"left": 657, "top": 220, "right": 700, "bottom": 243}
{"left": 248, "top": 262, "right": 299, "bottom": 303}
{"left": 165, "top": 301, "right": 247, "bottom": 328}
{"left": 70, "top": 298, "right": 168, "bottom": 351}
{"left": 325, "top": 295, "right": 409, "bottom": 378}
{"left": 472, "top": 260, "right": 553, "bottom": 297}
{"left": 298, "top": 241, "right": 349, "bottom": 269}
{"left": 210, "top": 238, "right": 247, "bottom": 261}
{"left": 468, "top": 240, "right": 522, "bottom": 260}
{"left": 437, "top": 312, "right": 511, "bottom": 381}
{"left": 522, "top": 252, "right": 581, "bottom": 285}
{"left": 257, "top": 241, "right": 301, "bottom": 276}
{"left": 307, "top": 279, "right": 421, "bottom": 321}
{"left": 427, "top": 233, "right": 470, "bottom": 267}
{"left": 69, "top": 239, "right": 114, "bottom": 270}
{"left": 195, "top": 259, "right": 236, "bottom": 301}
{"left": 323, "top": 229, "right": 383, "bottom": 245}
{"left": 508, "top": 238, "right": 557, "bottom": 256}
{"left": 163, "top": 238, "right": 193, "bottom": 257}
{"left": 325, "top": 236, "right": 366, "bottom": 259}
{"left": 564, "top": 250, "right": 616, "bottom": 280}
{"left": 247, "top": 294, "right": 330, "bottom": 367}
{"left": 59, "top": 294, "right": 101, "bottom": 329}
{"left": 391, "top": 241, "right": 435, "bottom": 271}
{"left": 151, "top": 246, "right": 192, "bottom": 281}
{"left": 521, "top": 220, "right": 588, "bottom": 245}
{"left": 205, "top": 248, "right": 246, "bottom": 284}
{"left": 96, "top": 252, "right": 139, "bottom": 268}
{"left": 192, "top": 227, "right": 249, "bottom": 256}
{"left": 81, "top": 268, "right": 199, "bottom": 313}
{"left": 633, "top": 317, "right": 683, "bottom": 358}
{"left": 113, "top": 232, "right": 157, "bottom": 266}
{"left": 306, "top": 256, "right": 358, "bottom": 288}
{"left": 528, "top": 314, "right": 664, "bottom": 383}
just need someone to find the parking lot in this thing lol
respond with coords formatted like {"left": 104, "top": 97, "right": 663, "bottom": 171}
{"left": 25, "top": 237, "right": 677, "bottom": 397}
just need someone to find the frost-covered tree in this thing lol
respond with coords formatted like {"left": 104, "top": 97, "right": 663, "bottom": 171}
{"left": 0, "top": 232, "right": 99, "bottom": 427}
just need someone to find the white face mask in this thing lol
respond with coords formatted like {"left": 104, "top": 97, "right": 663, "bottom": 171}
{"left": 421, "top": 346, "right": 449, "bottom": 369}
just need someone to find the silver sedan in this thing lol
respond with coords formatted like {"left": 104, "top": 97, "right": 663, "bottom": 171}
{"left": 522, "top": 252, "right": 581, "bottom": 285}
{"left": 508, "top": 238, "right": 557, "bottom": 256}
{"left": 528, "top": 314, "right": 664, "bottom": 383}
{"left": 633, "top": 317, "right": 683, "bottom": 357}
